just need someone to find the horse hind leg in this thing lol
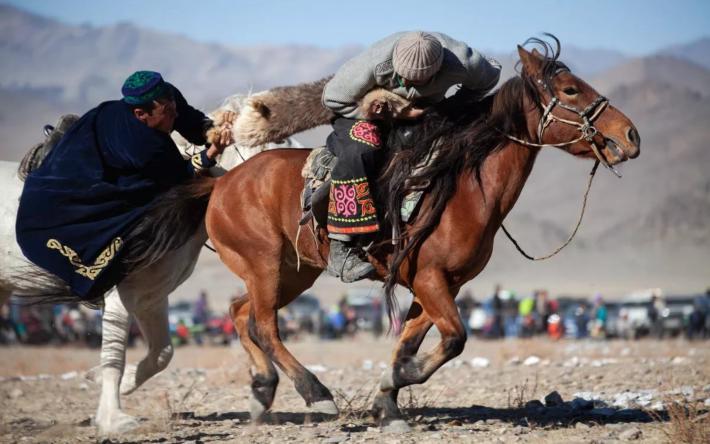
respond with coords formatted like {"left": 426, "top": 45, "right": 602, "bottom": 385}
{"left": 372, "top": 299, "right": 433, "bottom": 430}
{"left": 117, "top": 226, "right": 204, "bottom": 396}
{"left": 247, "top": 264, "right": 337, "bottom": 417}
{"left": 118, "top": 290, "right": 172, "bottom": 396}
{"left": 231, "top": 294, "right": 280, "bottom": 421}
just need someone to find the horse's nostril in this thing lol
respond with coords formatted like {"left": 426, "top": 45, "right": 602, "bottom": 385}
{"left": 626, "top": 127, "right": 640, "bottom": 147}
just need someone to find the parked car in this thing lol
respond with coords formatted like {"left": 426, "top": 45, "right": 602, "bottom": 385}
{"left": 603, "top": 302, "right": 622, "bottom": 338}
{"left": 344, "top": 288, "right": 383, "bottom": 332}
{"left": 659, "top": 296, "right": 695, "bottom": 337}
{"left": 468, "top": 306, "right": 488, "bottom": 336}
{"left": 168, "top": 301, "right": 194, "bottom": 331}
{"left": 616, "top": 289, "right": 662, "bottom": 339}
{"left": 284, "top": 293, "right": 324, "bottom": 335}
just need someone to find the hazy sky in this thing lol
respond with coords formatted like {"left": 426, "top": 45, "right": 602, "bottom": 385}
{"left": 3, "top": 0, "right": 709, "bottom": 54}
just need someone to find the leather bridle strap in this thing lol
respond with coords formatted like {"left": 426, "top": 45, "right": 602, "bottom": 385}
{"left": 536, "top": 93, "right": 623, "bottom": 178}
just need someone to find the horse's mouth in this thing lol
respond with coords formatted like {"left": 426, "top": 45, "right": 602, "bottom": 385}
{"left": 602, "top": 138, "right": 628, "bottom": 165}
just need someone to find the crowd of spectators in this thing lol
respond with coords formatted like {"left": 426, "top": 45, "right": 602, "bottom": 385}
{"left": 455, "top": 286, "right": 710, "bottom": 340}
{"left": 2, "top": 286, "right": 708, "bottom": 347}
{"left": 0, "top": 302, "right": 104, "bottom": 347}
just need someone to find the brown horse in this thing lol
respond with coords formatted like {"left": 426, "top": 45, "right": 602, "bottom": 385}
{"left": 201, "top": 39, "right": 640, "bottom": 426}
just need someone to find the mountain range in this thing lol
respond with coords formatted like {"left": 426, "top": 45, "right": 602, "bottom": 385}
{"left": 1, "top": 4, "right": 708, "bottom": 302}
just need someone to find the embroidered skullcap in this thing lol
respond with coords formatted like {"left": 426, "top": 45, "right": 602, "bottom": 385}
{"left": 121, "top": 70, "right": 168, "bottom": 105}
{"left": 392, "top": 32, "right": 444, "bottom": 82}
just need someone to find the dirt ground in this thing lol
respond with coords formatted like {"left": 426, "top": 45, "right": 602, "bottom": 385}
{"left": 1, "top": 336, "right": 708, "bottom": 443}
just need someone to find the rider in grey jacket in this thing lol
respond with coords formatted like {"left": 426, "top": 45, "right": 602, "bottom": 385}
{"left": 321, "top": 31, "right": 501, "bottom": 283}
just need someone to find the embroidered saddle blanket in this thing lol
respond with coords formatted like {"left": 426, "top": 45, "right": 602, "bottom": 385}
{"left": 299, "top": 146, "right": 437, "bottom": 231}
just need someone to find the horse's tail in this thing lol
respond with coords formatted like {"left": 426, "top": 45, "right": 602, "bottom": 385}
{"left": 122, "top": 176, "right": 216, "bottom": 273}
{"left": 2, "top": 265, "right": 75, "bottom": 306}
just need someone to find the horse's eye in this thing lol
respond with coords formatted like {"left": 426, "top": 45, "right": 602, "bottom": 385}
{"left": 563, "top": 87, "right": 579, "bottom": 96}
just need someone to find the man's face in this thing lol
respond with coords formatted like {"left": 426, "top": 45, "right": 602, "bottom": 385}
{"left": 401, "top": 77, "right": 431, "bottom": 87}
{"left": 134, "top": 97, "right": 178, "bottom": 133}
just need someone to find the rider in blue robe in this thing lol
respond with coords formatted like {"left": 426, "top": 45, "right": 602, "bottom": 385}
{"left": 15, "top": 71, "right": 227, "bottom": 302}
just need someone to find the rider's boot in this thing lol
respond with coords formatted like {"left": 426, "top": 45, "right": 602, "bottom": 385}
{"left": 326, "top": 235, "right": 375, "bottom": 283}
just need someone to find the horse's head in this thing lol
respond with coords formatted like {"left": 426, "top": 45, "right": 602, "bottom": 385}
{"left": 517, "top": 39, "right": 640, "bottom": 170}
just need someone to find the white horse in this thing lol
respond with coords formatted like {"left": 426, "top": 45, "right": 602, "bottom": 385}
{"left": 0, "top": 92, "right": 303, "bottom": 435}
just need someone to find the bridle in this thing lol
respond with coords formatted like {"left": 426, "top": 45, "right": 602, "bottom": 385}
{"left": 498, "top": 70, "right": 626, "bottom": 261}
{"left": 503, "top": 75, "right": 624, "bottom": 178}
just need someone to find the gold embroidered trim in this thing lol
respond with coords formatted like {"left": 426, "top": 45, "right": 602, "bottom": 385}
{"left": 191, "top": 153, "right": 204, "bottom": 170}
{"left": 46, "top": 237, "right": 123, "bottom": 280}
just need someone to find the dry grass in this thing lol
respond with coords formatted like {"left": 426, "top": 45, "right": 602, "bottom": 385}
{"left": 333, "top": 382, "right": 446, "bottom": 422}
{"left": 401, "top": 385, "right": 446, "bottom": 411}
{"left": 651, "top": 397, "right": 710, "bottom": 444}
{"left": 162, "top": 379, "right": 204, "bottom": 429}
{"left": 646, "top": 365, "right": 710, "bottom": 444}
{"left": 333, "top": 382, "right": 378, "bottom": 421}
{"left": 506, "top": 373, "right": 540, "bottom": 408}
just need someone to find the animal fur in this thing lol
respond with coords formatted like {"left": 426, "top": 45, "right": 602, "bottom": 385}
{"left": 232, "top": 77, "right": 415, "bottom": 147}
{"left": 232, "top": 77, "right": 335, "bottom": 147}
{"left": 358, "top": 88, "right": 417, "bottom": 120}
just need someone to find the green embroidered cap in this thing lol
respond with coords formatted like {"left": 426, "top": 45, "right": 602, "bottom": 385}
{"left": 121, "top": 70, "right": 168, "bottom": 105}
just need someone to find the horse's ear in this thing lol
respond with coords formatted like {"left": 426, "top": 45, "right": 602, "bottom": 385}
{"left": 252, "top": 99, "right": 271, "bottom": 119}
{"left": 517, "top": 45, "right": 542, "bottom": 75}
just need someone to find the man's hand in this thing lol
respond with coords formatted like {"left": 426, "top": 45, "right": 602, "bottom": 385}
{"left": 397, "top": 106, "right": 428, "bottom": 120}
{"left": 205, "top": 110, "right": 236, "bottom": 160}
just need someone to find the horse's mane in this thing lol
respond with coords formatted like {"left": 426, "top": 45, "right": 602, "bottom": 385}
{"left": 377, "top": 35, "right": 565, "bottom": 322}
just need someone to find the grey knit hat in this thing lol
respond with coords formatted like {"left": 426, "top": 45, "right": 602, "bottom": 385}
{"left": 392, "top": 32, "right": 444, "bottom": 82}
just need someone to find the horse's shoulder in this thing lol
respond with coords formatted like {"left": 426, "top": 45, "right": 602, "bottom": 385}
{"left": 251, "top": 147, "right": 314, "bottom": 165}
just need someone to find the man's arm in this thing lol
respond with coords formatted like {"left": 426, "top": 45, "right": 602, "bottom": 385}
{"left": 170, "top": 83, "right": 214, "bottom": 146}
{"left": 170, "top": 84, "right": 234, "bottom": 166}
{"left": 322, "top": 51, "right": 378, "bottom": 119}
{"left": 460, "top": 48, "right": 502, "bottom": 99}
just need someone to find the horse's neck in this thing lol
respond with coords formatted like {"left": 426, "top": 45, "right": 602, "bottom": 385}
{"left": 484, "top": 142, "right": 540, "bottom": 219}
{"left": 480, "top": 97, "right": 543, "bottom": 219}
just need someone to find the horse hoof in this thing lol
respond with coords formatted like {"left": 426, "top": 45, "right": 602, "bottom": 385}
{"left": 381, "top": 419, "right": 411, "bottom": 433}
{"left": 249, "top": 396, "right": 270, "bottom": 422}
{"left": 95, "top": 410, "right": 140, "bottom": 435}
{"left": 379, "top": 370, "right": 395, "bottom": 391}
{"left": 310, "top": 399, "right": 339, "bottom": 415}
{"left": 119, "top": 364, "right": 139, "bottom": 395}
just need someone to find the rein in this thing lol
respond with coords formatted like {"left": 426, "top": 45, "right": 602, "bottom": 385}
{"left": 501, "top": 160, "right": 598, "bottom": 261}
{"left": 497, "top": 79, "right": 616, "bottom": 261}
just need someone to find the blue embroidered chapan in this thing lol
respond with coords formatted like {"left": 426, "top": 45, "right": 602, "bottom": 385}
{"left": 16, "top": 84, "right": 213, "bottom": 300}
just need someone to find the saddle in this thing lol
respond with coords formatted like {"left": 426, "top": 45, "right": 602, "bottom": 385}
{"left": 18, "top": 114, "right": 80, "bottom": 181}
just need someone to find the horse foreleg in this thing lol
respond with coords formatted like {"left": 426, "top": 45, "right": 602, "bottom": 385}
{"left": 372, "top": 299, "right": 433, "bottom": 426}
{"left": 230, "top": 295, "right": 279, "bottom": 421}
{"left": 379, "top": 272, "right": 465, "bottom": 419}
{"left": 95, "top": 289, "right": 139, "bottom": 435}
{"left": 118, "top": 291, "right": 172, "bottom": 396}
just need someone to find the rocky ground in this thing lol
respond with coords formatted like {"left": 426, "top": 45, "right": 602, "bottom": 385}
{"left": 1, "top": 337, "right": 709, "bottom": 443}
